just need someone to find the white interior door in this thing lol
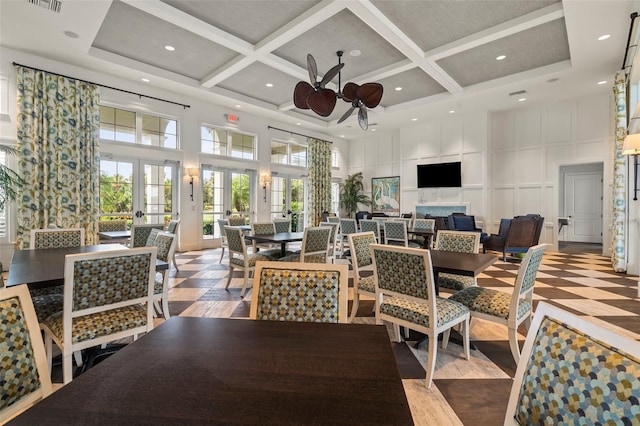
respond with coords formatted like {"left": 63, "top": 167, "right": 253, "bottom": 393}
{"left": 564, "top": 171, "right": 603, "bottom": 243}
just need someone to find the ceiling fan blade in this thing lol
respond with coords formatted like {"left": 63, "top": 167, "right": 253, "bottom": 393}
{"left": 341, "top": 82, "right": 359, "bottom": 103}
{"left": 357, "top": 102, "right": 368, "bottom": 130}
{"left": 319, "top": 63, "right": 344, "bottom": 88}
{"left": 337, "top": 106, "right": 356, "bottom": 124}
{"left": 358, "top": 83, "right": 384, "bottom": 108}
{"left": 307, "top": 88, "right": 337, "bottom": 117}
{"left": 307, "top": 54, "right": 318, "bottom": 85}
{"left": 293, "top": 81, "right": 314, "bottom": 109}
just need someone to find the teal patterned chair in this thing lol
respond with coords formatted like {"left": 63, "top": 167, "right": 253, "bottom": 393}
{"left": 449, "top": 243, "right": 547, "bottom": 364}
{"left": 359, "top": 219, "right": 381, "bottom": 243}
{"left": 319, "top": 222, "right": 339, "bottom": 263}
{"left": 151, "top": 232, "right": 177, "bottom": 320}
{"left": 217, "top": 219, "right": 230, "bottom": 263}
{"left": 166, "top": 219, "right": 181, "bottom": 272}
{"left": 370, "top": 243, "right": 470, "bottom": 389}
{"left": 347, "top": 231, "right": 377, "bottom": 323}
{"left": 505, "top": 301, "right": 640, "bottom": 425}
{"left": 41, "top": 247, "right": 156, "bottom": 384}
{"left": 97, "top": 220, "right": 127, "bottom": 232}
{"left": 273, "top": 218, "right": 291, "bottom": 233}
{"left": 250, "top": 261, "right": 349, "bottom": 323}
{"left": 0, "top": 284, "right": 52, "bottom": 423}
{"left": 145, "top": 228, "right": 161, "bottom": 247}
{"left": 130, "top": 224, "right": 164, "bottom": 248}
{"left": 250, "top": 222, "right": 279, "bottom": 257}
{"left": 278, "top": 227, "right": 331, "bottom": 263}
{"left": 224, "top": 226, "right": 276, "bottom": 297}
{"left": 227, "top": 215, "right": 247, "bottom": 226}
{"left": 383, "top": 221, "right": 420, "bottom": 248}
{"left": 434, "top": 230, "right": 481, "bottom": 292}
{"left": 338, "top": 218, "right": 357, "bottom": 255}
{"left": 30, "top": 227, "right": 85, "bottom": 249}
{"left": 410, "top": 218, "right": 435, "bottom": 248}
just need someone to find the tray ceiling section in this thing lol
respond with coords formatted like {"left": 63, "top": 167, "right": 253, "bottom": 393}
{"left": 273, "top": 9, "right": 406, "bottom": 82}
{"left": 161, "top": 0, "right": 320, "bottom": 45}
{"left": 377, "top": 68, "right": 447, "bottom": 107}
{"left": 217, "top": 62, "right": 301, "bottom": 106}
{"left": 370, "top": 0, "right": 560, "bottom": 52}
{"left": 436, "top": 18, "right": 570, "bottom": 88}
{"left": 92, "top": 1, "right": 238, "bottom": 81}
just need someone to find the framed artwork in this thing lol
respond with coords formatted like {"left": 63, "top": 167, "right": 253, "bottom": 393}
{"left": 371, "top": 176, "right": 400, "bottom": 216}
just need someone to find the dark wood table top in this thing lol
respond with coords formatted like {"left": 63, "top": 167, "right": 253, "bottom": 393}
{"left": 430, "top": 250, "right": 497, "bottom": 277}
{"left": 10, "top": 317, "right": 413, "bottom": 425}
{"left": 244, "top": 231, "right": 305, "bottom": 243}
{"left": 7, "top": 244, "right": 168, "bottom": 289}
{"left": 97, "top": 230, "right": 130, "bottom": 240}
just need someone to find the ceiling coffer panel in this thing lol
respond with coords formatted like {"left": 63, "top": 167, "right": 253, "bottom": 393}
{"left": 370, "top": 0, "right": 560, "bottom": 52}
{"left": 273, "top": 9, "right": 406, "bottom": 82}
{"left": 217, "top": 62, "right": 302, "bottom": 106}
{"left": 161, "top": 0, "right": 320, "bottom": 45}
{"left": 92, "top": 0, "right": 238, "bottom": 80}
{"left": 377, "top": 68, "right": 447, "bottom": 107}
{"left": 436, "top": 18, "right": 570, "bottom": 88}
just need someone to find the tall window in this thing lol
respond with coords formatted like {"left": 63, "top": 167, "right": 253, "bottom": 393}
{"left": 100, "top": 105, "right": 178, "bottom": 149}
{"left": 331, "top": 150, "right": 339, "bottom": 168}
{"left": 270, "top": 140, "right": 307, "bottom": 167}
{"left": 201, "top": 125, "right": 256, "bottom": 160}
{"left": 330, "top": 182, "right": 340, "bottom": 215}
{"left": 0, "top": 149, "right": 9, "bottom": 238}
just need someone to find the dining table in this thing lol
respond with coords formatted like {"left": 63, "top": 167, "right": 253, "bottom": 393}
{"left": 9, "top": 317, "right": 414, "bottom": 425}
{"left": 244, "top": 231, "right": 305, "bottom": 257}
{"left": 6, "top": 244, "right": 168, "bottom": 290}
{"left": 97, "top": 230, "right": 131, "bottom": 241}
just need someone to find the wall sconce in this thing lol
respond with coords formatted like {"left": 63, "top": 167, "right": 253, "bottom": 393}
{"left": 186, "top": 167, "right": 199, "bottom": 201}
{"left": 260, "top": 174, "right": 271, "bottom": 202}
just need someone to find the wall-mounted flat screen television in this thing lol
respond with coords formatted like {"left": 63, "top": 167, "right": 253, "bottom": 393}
{"left": 417, "top": 162, "right": 462, "bottom": 188}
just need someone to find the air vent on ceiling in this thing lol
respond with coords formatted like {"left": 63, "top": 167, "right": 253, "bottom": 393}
{"left": 27, "top": 0, "right": 61, "bottom": 13}
{"left": 509, "top": 90, "right": 527, "bottom": 96}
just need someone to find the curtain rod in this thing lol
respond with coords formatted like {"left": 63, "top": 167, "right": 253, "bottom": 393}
{"left": 622, "top": 12, "right": 639, "bottom": 72}
{"left": 267, "top": 126, "right": 332, "bottom": 143}
{"left": 13, "top": 62, "right": 190, "bottom": 109}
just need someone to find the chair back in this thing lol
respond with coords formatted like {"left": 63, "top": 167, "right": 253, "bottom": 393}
{"left": 251, "top": 222, "right": 276, "bottom": 235}
{"left": 98, "top": 220, "right": 127, "bottom": 232}
{"left": 225, "top": 226, "right": 248, "bottom": 256}
{"left": 359, "top": 219, "right": 380, "bottom": 242}
{"left": 319, "top": 222, "right": 339, "bottom": 258}
{"left": 228, "top": 216, "right": 247, "bottom": 226}
{"left": 299, "top": 226, "right": 331, "bottom": 263}
{"left": 0, "top": 285, "right": 52, "bottom": 423}
{"left": 250, "top": 261, "right": 349, "bottom": 323}
{"left": 145, "top": 228, "right": 161, "bottom": 247}
{"left": 448, "top": 214, "right": 478, "bottom": 232}
{"left": 130, "top": 224, "right": 164, "bottom": 248}
{"left": 434, "top": 230, "right": 480, "bottom": 253}
{"left": 348, "top": 232, "right": 376, "bottom": 277}
{"left": 383, "top": 221, "right": 408, "bottom": 246}
{"left": 413, "top": 218, "right": 435, "bottom": 232}
{"left": 154, "top": 232, "right": 177, "bottom": 263}
{"left": 508, "top": 244, "right": 546, "bottom": 324}
{"left": 339, "top": 218, "right": 357, "bottom": 235}
{"left": 30, "top": 228, "right": 84, "bottom": 249}
{"left": 217, "top": 219, "right": 229, "bottom": 243}
{"left": 392, "top": 217, "right": 413, "bottom": 229}
{"left": 327, "top": 216, "right": 340, "bottom": 225}
{"left": 505, "top": 216, "right": 539, "bottom": 250}
{"left": 273, "top": 218, "right": 291, "bottom": 233}
{"left": 505, "top": 302, "right": 640, "bottom": 425}
{"left": 167, "top": 219, "right": 180, "bottom": 234}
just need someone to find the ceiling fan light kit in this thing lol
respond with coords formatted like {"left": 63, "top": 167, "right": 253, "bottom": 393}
{"left": 293, "top": 51, "right": 383, "bottom": 130}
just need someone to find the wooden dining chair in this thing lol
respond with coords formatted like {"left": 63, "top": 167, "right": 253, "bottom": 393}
{"left": 278, "top": 226, "right": 331, "bottom": 263}
{"left": 347, "top": 231, "right": 377, "bottom": 323}
{"left": 30, "top": 227, "right": 85, "bottom": 249}
{"left": 166, "top": 219, "right": 181, "bottom": 271}
{"left": 383, "top": 221, "right": 420, "bottom": 248}
{"left": 151, "top": 232, "right": 177, "bottom": 320}
{"left": 273, "top": 218, "right": 291, "bottom": 233}
{"left": 433, "top": 230, "right": 481, "bottom": 292}
{"left": 130, "top": 224, "right": 165, "bottom": 248}
{"left": 217, "top": 219, "right": 230, "bottom": 263}
{"left": 224, "top": 226, "right": 277, "bottom": 297}
{"left": 318, "top": 221, "right": 339, "bottom": 263}
{"left": 359, "top": 219, "right": 381, "bottom": 243}
{"left": 250, "top": 222, "right": 279, "bottom": 256}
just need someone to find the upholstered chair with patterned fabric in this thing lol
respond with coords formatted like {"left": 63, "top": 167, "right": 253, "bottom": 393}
{"left": 0, "top": 284, "right": 52, "bottom": 423}
{"left": 449, "top": 244, "right": 547, "bottom": 364}
{"left": 227, "top": 216, "right": 247, "bottom": 226}
{"left": 370, "top": 244, "right": 470, "bottom": 389}
{"left": 504, "top": 302, "right": 640, "bottom": 425}
{"left": 410, "top": 218, "right": 435, "bottom": 248}
{"left": 145, "top": 228, "right": 161, "bottom": 247}
{"left": 338, "top": 218, "right": 357, "bottom": 255}
{"left": 130, "top": 224, "right": 164, "bottom": 248}
{"left": 347, "top": 232, "right": 377, "bottom": 323}
{"left": 151, "top": 232, "right": 177, "bottom": 320}
{"left": 30, "top": 228, "right": 85, "bottom": 249}
{"left": 392, "top": 217, "right": 413, "bottom": 230}
{"left": 224, "top": 226, "right": 276, "bottom": 297}
{"left": 319, "top": 222, "right": 339, "bottom": 263}
{"left": 359, "top": 219, "right": 381, "bottom": 243}
{"left": 166, "top": 219, "right": 181, "bottom": 271}
{"left": 327, "top": 216, "right": 340, "bottom": 225}
{"left": 434, "top": 230, "right": 481, "bottom": 292}
{"left": 383, "top": 221, "right": 420, "bottom": 248}
{"left": 217, "top": 219, "right": 230, "bottom": 263}
{"left": 273, "top": 218, "right": 291, "bottom": 233}
{"left": 278, "top": 227, "right": 331, "bottom": 263}
{"left": 250, "top": 222, "right": 279, "bottom": 256}
{"left": 97, "top": 220, "right": 127, "bottom": 232}
{"left": 41, "top": 247, "right": 156, "bottom": 384}
{"left": 250, "top": 261, "right": 349, "bottom": 323}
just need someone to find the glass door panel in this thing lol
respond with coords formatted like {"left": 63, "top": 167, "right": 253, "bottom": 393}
{"left": 291, "top": 178, "right": 305, "bottom": 231}
{"left": 143, "top": 163, "right": 176, "bottom": 226}
{"left": 202, "top": 169, "right": 224, "bottom": 238}
{"left": 270, "top": 175, "right": 306, "bottom": 231}
{"left": 231, "top": 172, "right": 250, "bottom": 217}
{"left": 99, "top": 160, "right": 134, "bottom": 226}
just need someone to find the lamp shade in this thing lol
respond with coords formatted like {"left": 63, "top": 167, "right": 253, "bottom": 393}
{"left": 186, "top": 167, "right": 199, "bottom": 177}
{"left": 623, "top": 133, "right": 640, "bottom": 155}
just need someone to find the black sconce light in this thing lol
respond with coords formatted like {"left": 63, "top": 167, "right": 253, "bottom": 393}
{"left": 260, "top": 174, "right": 271, "bottom": 202}
{"left": 186, "top": 167, "right": 198, "bottom": 201}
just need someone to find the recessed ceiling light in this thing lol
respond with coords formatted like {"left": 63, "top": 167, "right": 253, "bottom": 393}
{"left": 296, "top": 122, "right": 301, "bottom": 125}
{"left": 411, "top": 118, "right": 418, "bottom": 121}
{"left": 598, "top": 34, "right": 611, "bottom": 41}
{"left": 371, "top": 128, "right": 376, "bottom": 132}
{"left": 141, "top": 78, "right": 150, "bottom": 83}
{"left": 449, "top": 110, "right": 455, "bottom": 114}
{"left": 235, "top": 105, "right": 241, "bottom": 108}
{"left": 547, "top": 78, "right": 559, "bottom": 83}
{"left": 164, "top": 45, "right": 175, "bottom": 51}
{"left": 597, "top": 80, "right": 607, "bottom": 85}
{"left": 265, "top": 83, "right": 273, "bottom": 88}
{"left": 63, "top": 30, "right": 79, "bottom": 39}
{"left": 395, "top": 87, "right": 402, "bottom": 91}
{"left": 349, "top": 50, "right": 361, "bottom": 57}
{"left": 496, "top": 55, "right": 506, "bottom": 61}
{"left": 518, "top": 98, "right": 526, "bottom": 102}
{"left": 340, "top": 135, "right": 345, "bottom": 138}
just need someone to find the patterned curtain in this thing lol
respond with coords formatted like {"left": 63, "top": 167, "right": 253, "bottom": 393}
{"left": 611, "top": 70, "right": 627, "bottom": 272}
{"left": 308, "top": 138, "right": 332, "bottom": 226}
{"left": 16, "top": 66, "right": 101, "bottom": 249}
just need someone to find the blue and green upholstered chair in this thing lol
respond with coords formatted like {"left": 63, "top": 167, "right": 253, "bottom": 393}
{"left": 410, "top": 218, "right": 435, "bottom": 248}
{"left": 347, "top": 231, "right": 377, "bottom": 323}
{"left": 504, "top": 301, "right": 640, "bottom": 425}
{"left": 319, "top": 221, "right": 339, "bottom": 263}
{"left": 0, "top": 284, "right": 52, "bottom": 423}
{"left": 166, "top": 219, "right": 181, "bottom": 271}
{"left": 224, "top": 226, "right": 276, "bottom": 297}
{"left": 278, "top": 226, "right": 331, "bottom": 263}
{"left": 383, "top": 221, "right": 420, "bottom": 248}
{"left": 130, "top": 224, "right": 164, "bottom": 248}
{"left": 250, "top": 222, "right": 279, "bottom": 256}
{"left": 273, "top": 218, "right": 291, "bottom": 233}
{"left": 449, "top": 243, "right": 546, "bottom": 364}
{"left": 359, "top": 219, "right": 381, "bottom": 243}
{"left": 250, "top": 261, "right": 349, "bottom": 323}
{"left": 217, "top": 219, "right": 229, "bottom": 263}
{"left": 151, "top": 232, "right": 177, "bottom": 320}
{"left": 97, "top": 219, "right": 127, "bottom": 232}
{"left": 434, "top": 230, "right": 481, "bottom": 292}
{"left": 370, "top": 244, "right": 470, "bottom": 389}
{"left": 338, "top": 218, "right": 357, "bottom": 255}
{"left": 41, "top": 247, "right": 156, "bottom": 384}
{"left": 227, "top": 215, "right": 247, "bottom": 226}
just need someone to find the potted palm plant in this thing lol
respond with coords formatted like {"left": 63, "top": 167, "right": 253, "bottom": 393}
{"left": 339, "top": 172, "right": 370, "bottom": 218}
{"left": 0, "top": 145, "right": 23, "bottom": 211}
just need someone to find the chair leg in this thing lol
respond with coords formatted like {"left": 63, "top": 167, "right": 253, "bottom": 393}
{"left": 219, "top": 247, "right": 225, "bottom": 263}
{"left": 45, "top": 333, "right": 53, "bottom": 373}
{"left": 63, "top": 352, "right": 73, "bottom": 385}
{"left": 73, "top": 350, "right": 83, "bottom": 368}
{"left": 153, "top": 300, "right": 162, "bottom": 317}
{"left": 374, "top": 293, "right": 383, "bottom": 325}
{"left": 225, "top": 266, "right": 233, "bottom": 289}
{"left": 425, "top": 333, "right": 438, "bottom": 389}
{"left": 441, "top": 329, "right": 451, "bottom": 350}
{"left": 348, "top": 292, "right": 360, "bottom": 323}
{"left": 172, "top": 253, "right": 179, "bottom": 272}
{"left": 241, "top": 269, "right": 250, "bottom": 297}
{"left": 508, "top": 326, "right": 521, "bottom": 364}
{"left": 162, "top": 297, "right": 170, "bottom": 320}
{"left": 461, "top": 318, "right": 470, "bottom": 360}
{"left": 392, "top": 323, "right": 401, "bottom": 343}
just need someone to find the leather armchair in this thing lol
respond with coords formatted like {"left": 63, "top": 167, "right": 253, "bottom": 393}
{"left": 448, "top": 214, "right": 488, "bottom": 242}
{"left": 483, "top": 216, "right": 540, "bottom": 261}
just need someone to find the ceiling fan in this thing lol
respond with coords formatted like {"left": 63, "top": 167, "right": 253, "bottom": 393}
{"left": 293, "top": 51, "right": 383, "bottom": 130}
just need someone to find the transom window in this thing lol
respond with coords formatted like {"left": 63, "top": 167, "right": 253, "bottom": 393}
{"left": 100, "top": 105, "right": 178, "bottom": 149}
{"left": 331, "top": 150, "right": 339, "bottom": 168}
{"left": 271, "top": 140, "right": 307, "bottom": 167}
{"left": 201, "top": 125, "right": 256, "bottom": 160}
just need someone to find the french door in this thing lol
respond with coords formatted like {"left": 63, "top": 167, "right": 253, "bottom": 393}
{"left": 202, "top": 167, "right": 254, "bottom": 238}
{"left": 270, "top": 175, "right": 306, "bottom": 231}
{"left": 99, "top": 158, "right": 178, "bottom": 226}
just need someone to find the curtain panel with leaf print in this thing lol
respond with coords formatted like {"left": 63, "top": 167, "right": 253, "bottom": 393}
{"left": 611, "top": 70, "right": 627, "bottom": 272}
{"left": 308, "top": 138, "right": 332, "bottom": 226}
{"left": 16, "top": 66, "right": 101, "bottom": 249}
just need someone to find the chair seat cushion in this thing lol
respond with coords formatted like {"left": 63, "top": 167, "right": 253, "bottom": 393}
{"left": 408, "top": 242, "right": 421, "bottom": 249}
{"left": 357, "top": 275, "right": 376, "bottom": 293}
{"left": 30, "top": 286, "right": 63, "bottom": 297}
{"left": 32, "top": 293, "right": 63, "bottom": 323}
{"left": 448, "top": 287, "right": 531, "bottom": 320}
{"left": 154, "top": 279, "right": 163, "bottom": 295}
{"left": 43, "top": 305, "right": 148, "bottom": 344}
{"left": 438, "top": 273, "right": 476, "bottom": 291}
{"left": 380, "top": 296, "right": 469, "bottom": 328}
{"left": 230, "top": 253, "right": 274, "bottom": 268}
{"left": 277, "top": 253, "right": 327, "bottom": 263}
